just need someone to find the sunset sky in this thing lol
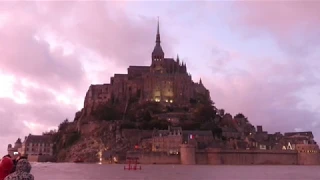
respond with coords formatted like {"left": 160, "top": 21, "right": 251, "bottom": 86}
{"left": 0, "top": 1, "right": 320, "bottom": 155}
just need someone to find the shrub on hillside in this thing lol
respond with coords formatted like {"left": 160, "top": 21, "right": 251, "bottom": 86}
{"left": 121, "top": 121, "right": 137, "bottom": 129}
{"left": 65, "top": 132, "right": 81, "bottom": 147}
{"left": 92, "top": 104, "right": 122, "bottom": 121}
{"left": 147, "top": 120, "right": 170, "bottom": 130}
{"left": 181, "top": 121, "right": 201, "bottom": 130}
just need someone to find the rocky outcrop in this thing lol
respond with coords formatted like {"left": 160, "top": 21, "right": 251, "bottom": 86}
{"left": 58, "top": 119, "right": 142, "bottom": 163}
{"left": 64, "top": 137, "right": 102, "bottom": 162}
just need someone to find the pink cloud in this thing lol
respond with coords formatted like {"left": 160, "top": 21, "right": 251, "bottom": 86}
{"left": 0, "top": 1, "right": 177, "bottom": 155}
{"left": 0, "top": 82, "right": 78, "bottom": 155}
{"left": 230, "top": 1, "right": 320, "bottom": 55}
{"left": 0, "top": 1, "right": 319, "bottom": 156}
{"left": 200, "top": 1, "right": 320, "bottom": 142}
{"left": 203, "top": 51, "right": 320, "bottom": 137}
{"left": 41, "top": 1, "right": 176, "bottom": 67}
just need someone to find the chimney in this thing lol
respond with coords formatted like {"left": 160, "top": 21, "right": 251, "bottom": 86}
{"left": 257, "top": 126, "right": 263, "bottom": 133}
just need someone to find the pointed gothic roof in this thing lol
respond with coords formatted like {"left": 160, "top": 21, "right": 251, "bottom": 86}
{"left": 152, "top": 17, "right": 164, "bottom": 56}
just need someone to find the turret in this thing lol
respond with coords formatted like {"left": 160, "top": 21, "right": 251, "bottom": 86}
{"left": 14, "top": 138, "right": 22, "bottom": 148}
{"left": 177, "top": 54, "right": 180, "bottom": 64}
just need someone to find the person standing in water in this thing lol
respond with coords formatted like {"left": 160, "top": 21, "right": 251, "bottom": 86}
{"left": 4, "top": 159, "right": 34, "bottom": 180}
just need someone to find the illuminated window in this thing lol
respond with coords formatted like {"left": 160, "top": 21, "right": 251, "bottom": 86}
{"left": 190, "top": 134, "right": 193, "bottom": 139}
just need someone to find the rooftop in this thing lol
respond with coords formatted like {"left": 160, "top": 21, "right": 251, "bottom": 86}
{"left": 24, "top": 134, "right": 52, "bottom": 144}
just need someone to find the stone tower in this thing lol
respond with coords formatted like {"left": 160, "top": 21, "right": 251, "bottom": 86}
{"left": 180, "top": 144, "right": 196, "bottom": 165}
{"left": 151, "top": 18, "right": 165, "bottom": 74}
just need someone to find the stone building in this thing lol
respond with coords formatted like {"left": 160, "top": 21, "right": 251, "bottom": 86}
{"left": 83, "top": 20, "right": 210, "bottom": 115}
{"left": 20, "top": 134, "right": 53, "bottom": 156}
{"left": 280, "top": 131, "right": 317, "bottom": 150}
{"left": 151, "top": 126, "right": 214, "bottom": 153}
{"left": 182, "top": 130, "right": 214, "bottom": 149}
{"left": 7, "top": 138, "right": 22, "bottom": 157}
{"left": 152, "top": 126, "right": 183, "bottom": 154}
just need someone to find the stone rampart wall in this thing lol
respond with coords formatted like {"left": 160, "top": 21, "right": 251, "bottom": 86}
{"left": 127, "top": 151, "right": 180, "bottom": 164}
{"left": 296, "top": 144, "right": 320, "bottom": 165}
{"left": 28, "top": 155, "right": 54, "bottom": 162}
{"left": 126, "top": 147, "right": 319, "bottom": 165}
{"left": 298, "top": 152, "right": 320, "bottom": 165}
{"left": 195, "top": 151, "right": 208, "bottom": 165}
{"left": 204, "top": 149, "right": 298, "bottom": 165}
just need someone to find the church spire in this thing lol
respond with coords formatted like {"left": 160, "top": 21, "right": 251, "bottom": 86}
{"left": 151, "top": 17, "right": 164, "bottom": 60}
{"left": 156, "top": 17, "right": 161, "bottom": 44}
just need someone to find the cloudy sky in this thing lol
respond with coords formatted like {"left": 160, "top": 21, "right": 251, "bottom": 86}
{"left": 0, "top": 1, "right": 320, "bottom": 155}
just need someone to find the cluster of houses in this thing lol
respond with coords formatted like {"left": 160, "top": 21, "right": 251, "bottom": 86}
{"left": 139, "top": 125, "right": 319, "bottom": 155}
{"left": 7, "top": 125, "right": 318, "bottom": 162}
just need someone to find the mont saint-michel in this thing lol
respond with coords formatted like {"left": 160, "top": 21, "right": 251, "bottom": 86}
{"left": 7, "top": 20, "right": 320, "bottom": 165}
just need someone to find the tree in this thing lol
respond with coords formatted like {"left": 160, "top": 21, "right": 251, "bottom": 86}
{"left": 195, "top": 93, "right": 213, "bottom": 105}
{"left": 189, "top": 98, "right": 197, "bottom": 105}
{"left": 121, "top": 121, "right": 136, "bottom": 129}
{"left": 166, "top": 106, "right": 174, "bottom": 112}
{"left": 148, "top": 120, "right": 170, "bottom": 130}
{"left": 92, "top": 104, "right": 122, "bottom": 121}
{"left": 43, "top": 129, "right": 57, "bottom": 136}
{"left": 212, "top": 127, "right": 223, "bottom": 139}
{"left": 142, "top": 111, "right": 152, "bottom": 122}
{"left": 181, "top": 121, "right": 201, "bottom": 130}
{"left": 218, "top": 109, "right": 225, "bottom": 116}
{"left": 58, "top": 119, "right": 69, "bottom": 131}
{"left": 65, "top": 132, "right": 81, "bottom": 147}
{"left": 234, "top": 113, "right": 245, "bottom": 119}
{"left": 194, "top": 104, "right": 217, "bottom": 123}
{"left": 200, "top": 122, "right": 217, "bottom": 130}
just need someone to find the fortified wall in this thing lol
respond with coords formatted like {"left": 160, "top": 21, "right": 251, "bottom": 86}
{"left": 127, "top": 144, "right": 320, "bottom": 165}
{"left": 195, "top": 148, "right": 298, "bottom": 165}
{"left": 126, "top": 151, "right": 180, "bottom": 164}
{"left": 28, "top": 155, "right": 54, "bottom": 162}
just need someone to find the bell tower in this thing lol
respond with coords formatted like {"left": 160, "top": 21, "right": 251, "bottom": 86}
{"left": 151, "top": 17, "right": 165, "bottom": 73}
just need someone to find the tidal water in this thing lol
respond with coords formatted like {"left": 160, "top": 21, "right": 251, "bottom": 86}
{"left": 31, "top": 163, "right": 320, "bottom": 180}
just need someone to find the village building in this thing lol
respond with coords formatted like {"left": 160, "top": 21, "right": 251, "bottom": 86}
{"left": 20, "top": 134, "right": 53, "bottom": 156}
{"left": 8, "top": 134, "right": 54, "bottom": 162}
{"left": 151, "top": 126, "right": 214, "bottom": 154}
{"left": 152, "top": 126, "right": 183, "bottom": 154}
{"left": 7, "top": 138, "right": 23, "bottom": 157}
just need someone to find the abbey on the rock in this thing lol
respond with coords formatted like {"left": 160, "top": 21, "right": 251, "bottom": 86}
{"left": 83, "top": 20, "right": 209, "bottom": 114}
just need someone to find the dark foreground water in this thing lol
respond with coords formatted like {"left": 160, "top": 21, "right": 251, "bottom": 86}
{"left": 31, "top": 163, "right": 320, "bottom": 180}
